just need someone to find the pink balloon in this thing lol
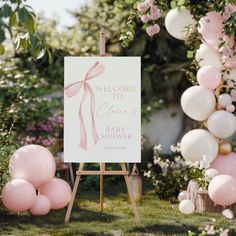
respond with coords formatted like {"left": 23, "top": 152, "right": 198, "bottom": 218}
{"left": 9, "top": 145, "right": 56, "bottom": 188}
{"left": 199, "top": 12, "right": 224, "bottom": 50}
{"left": 1, "top": 179, "right": 36, "bottom": 212}
{"left": 30, "top": 195, "right": 51, "bottom": 216}
{"left": 178, "top": 191, "right": 188, "bottom": 202}
{"left": 40, "top": 178, "right": 72, "bottom": 210}
{"left": 208, "top": 174, "right": 236, "bottom": 206}
{"left": 197, "top": 66, "right": 222, "bottom": 90}
{"left": 211, "top": 152, "right": 236, "bottom": 178}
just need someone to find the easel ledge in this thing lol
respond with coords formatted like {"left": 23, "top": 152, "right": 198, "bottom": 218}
{"left": 64, "top": 28, "right": 141, "bottom": 223}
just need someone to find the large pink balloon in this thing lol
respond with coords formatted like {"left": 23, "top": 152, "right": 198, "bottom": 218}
{"left": 40, "top": 178, "right": 72, "bottom": 210}
{"left": 9, "top": 145, "right": 56, "bottom": 188}
{"left": 30, "top": 195, "right": 51, "bottom": 215}
{"left": 1, "top": 179, "right": 36, "bottom": 212}
{"left": 208, "top": 174, "right": 236, "bottom": 206}
{"left": 197, "top": 65, "right": 222, "bottom": 90}
{"left": 198, "top": 12, "right": 224, "bottom": 50}
{"left": 210, "top": 152, "right": 236, "bottom": 178}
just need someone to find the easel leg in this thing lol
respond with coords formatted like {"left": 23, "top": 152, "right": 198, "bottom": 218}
{"left": 65, "top": 163, "right": 84, "bottom": 223}
{"left": 121, "top": 163, "right": 141, "bottom": 223}
{"left": 100, "top": 163, "right": 105, "bottom": 211}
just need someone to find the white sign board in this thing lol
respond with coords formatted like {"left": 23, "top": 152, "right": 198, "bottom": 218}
{"left": 64, "top": 57, "right": 141, "bottom": 163}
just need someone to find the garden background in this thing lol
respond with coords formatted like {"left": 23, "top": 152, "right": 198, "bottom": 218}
{"left": 0, "top": 0, "right": 236, "bottom": 235}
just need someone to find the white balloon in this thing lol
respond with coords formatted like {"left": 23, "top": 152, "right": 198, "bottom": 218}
{"left": 180, "top": 129, "right": 219, "bottom": 163}
{"left": 207, "top": 110, "right": 236, "bottom": 139}
{"left": 179, "top": 200, "right": 195, "bottom": 214}
{"left": 218, "top": 94, "right": 232, "bottom": 107}
{"left": 205, "top": 168, "right": 220, "bottom": 179}
{"left": 195, "top": 44, "right": 222, "bottom": 68}
{"left": 181, "top": 86, "right": 216, "bottom": 121}
{"left": 165, "top": 7, "right": 196, "bottom": 40}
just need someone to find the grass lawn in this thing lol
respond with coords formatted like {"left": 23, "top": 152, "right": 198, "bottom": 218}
{"left": 0, "top": 182, "right": 236, "bottom": 236}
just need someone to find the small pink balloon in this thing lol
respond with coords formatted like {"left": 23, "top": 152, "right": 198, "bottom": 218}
{"left": 222, "top": 208, "right": 234, "bottom": 219}
{"left": 197, "top": 65, "right": 222, "bottom": 90}
{"left": 208, "top": 174, "right": 236, "bottom": 206}
{"left": 226, "top": 104, "right": 235, "bottom": 113}
{"left": 1, "top": 179, "right": 36, "bottom": 212}
{"left": 30, "top": 194, "right": 51, "bottom": 216}
{"left": 211, "top": 152, "right": 236, "bottom": 179}
{"left": 178, "top": 191, "right": 188, "bottom": 202}
{"left": 40, "top": 178, "right": 72, "bottom": 210}
{"left": 198, "top": 11, "right": 224, "bottom": 50}
{"left": 9, "top": 145, "right": 56, "bottom": 188}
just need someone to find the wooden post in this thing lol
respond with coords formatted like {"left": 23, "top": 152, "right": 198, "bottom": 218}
{"left": 65, "top": 163, "right": 84, "bottom": 223}
{"left": 100, "top": 163, "right": 105, "bottom": 211}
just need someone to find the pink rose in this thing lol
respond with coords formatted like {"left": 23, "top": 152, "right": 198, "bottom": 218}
{"left": 146, "top": 24, "right": 160, "bottom": 37}
{"left": 141, "top": 15, "right": 150, "bottom": 23}
{"left": 150, "top": 5, "right": 161, "bottom": 20}
{"left": 224, "top": 4, "right": 236, "bottom": 19}
{"left": 231, "top": 89, "right": 236, "bottom": 102}
{"left": 137, "top": 2, "right": 150, "bottom": 13}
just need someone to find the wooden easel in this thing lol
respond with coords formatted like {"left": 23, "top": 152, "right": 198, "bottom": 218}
{"left": 64, "top": 29, "right": 140, "bottom": 223}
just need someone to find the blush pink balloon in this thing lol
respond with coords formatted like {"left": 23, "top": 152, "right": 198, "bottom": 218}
{"left": 208, "top": 174, "right": 236, "bottom": 206}
{"left": 210, "top": 152, "right": 236, "bottom": 178}
{"left": 197, "top": 65, "right": 222, "bottom": 90}
{"left": 40, "top": 178, "right": 72, "bottom": 210}
{"left": 178, "top": 191, "right": 189, "bottom": 202}
{"left": 1, "top": 179, "right": 36, "bottom": 212}
{"left": 222, "top": 208, "right": 234, "bottom": 219}
{"left": 199, "top": 11, "right": 224, "bottom": 50}
{"left": 30, "top": 194, "right": 51, "bottom": 215}
{"left": 9, "top": 145, "right": 56, "bottom": 188}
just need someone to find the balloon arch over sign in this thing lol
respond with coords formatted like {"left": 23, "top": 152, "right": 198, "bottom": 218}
{"left": 136, "top": 1, "right": 236, "bottom": 214}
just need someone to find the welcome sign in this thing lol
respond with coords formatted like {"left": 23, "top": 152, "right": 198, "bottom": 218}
{"left": 64, "top": 57, "right": 141, "bottom": 163}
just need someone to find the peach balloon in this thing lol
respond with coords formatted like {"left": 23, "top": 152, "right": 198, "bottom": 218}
{"left": 208, "top": 174, "right": 236, "bottom": 206}
{"left": 30, "top": 195, "right": 51, "bottom": 216}
{"left": 211, "top": 152, "right": 236, "bottom": 179}
{"left": 197, "top": 66, "right": 222, "bottom": 90}
{"left": 199, "top": 11, "right": 224, "bottom": 50}
{"left": 9, "top": 145, "right": 56, "bottom": 188}
{"left": 40, "top": 178, "right": 72, "bottom": 210}
{"left": 1, "top": 179, "right": 36, "bottom": 212}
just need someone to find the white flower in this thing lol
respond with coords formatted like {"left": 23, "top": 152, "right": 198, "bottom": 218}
{"left": 144, "top": 170, "right": 152, "bottom": 178}
{"left": 154, "top": 144, "right": 162, "bottom": 151}
{"left": 146, "top": 106, "right": 152, "bottom": 111}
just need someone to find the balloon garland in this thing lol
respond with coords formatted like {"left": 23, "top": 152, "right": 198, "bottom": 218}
{"left": 136, "top": 0, "right": 236, "bottom": 214}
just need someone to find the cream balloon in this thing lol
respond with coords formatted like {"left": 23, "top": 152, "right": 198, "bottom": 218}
{"left": 205, "top": 168, "right": 220, "bottom": 180}
{"left": 181, "top": 86, "right": 216, "bottom": 121}
{"left": 179, "top": 200, "right": 195, "bottom": 214}
{"left": 207, "top": 110, "right": 236, "bottom": 139}
{"left": 195, "top": 44, "right": 222, "bottom": 68}
{"left": 165, "top": 7, "right": 196, "bottom": 40}
{"left": 180, "top": 129, "right": 219, "bottom": 163}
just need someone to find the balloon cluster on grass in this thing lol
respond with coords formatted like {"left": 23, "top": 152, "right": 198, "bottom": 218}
{"left": 1, "top": 145, "right": 72, "bottom": 215}
{"left": 164, "top": 5, "right": 236, "bottom": 215}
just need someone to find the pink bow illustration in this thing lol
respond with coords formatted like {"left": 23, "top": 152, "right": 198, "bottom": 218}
{"left": 64, "top": 61, "right": 105, "bottom": 150}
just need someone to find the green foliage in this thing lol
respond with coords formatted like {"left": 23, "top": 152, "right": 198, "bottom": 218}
{"left": 0, "top": 0, "right": 52, "bottom": 60}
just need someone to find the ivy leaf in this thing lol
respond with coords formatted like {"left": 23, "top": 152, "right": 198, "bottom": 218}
{"left": 0, "top": 4, "right": 12, "bottom": 18}
{"left": 0, "top": 44, "right": 5, "bottom": 55}
{"left": 187, "top": 50, "right": 194, "bottom": 58}
{"left": 177, "top": 0, "right": 185, "bottom": 6}
{"left": 25, "top": 14, "right": 36, "bottom": 34}
{"left": 18, "top": 7, "right": 29, "bottom": 24}
{"left": 9, "top": 12, "right": 17, "bottom": 27}
{"left": 0, "top": 28, "right": 6, "bottom": 43}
